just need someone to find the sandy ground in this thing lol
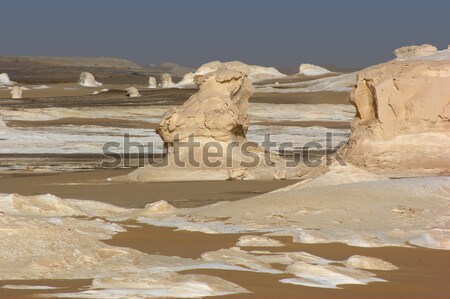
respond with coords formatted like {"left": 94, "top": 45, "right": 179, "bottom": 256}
{"left": 0, "top": 171, "right": 449, "bottom": 298}
{"left": 0, "top": 169, "right": 295, "bottom": 208}
{"left": 0, "top": 223, "right": 449, "bottom": 299}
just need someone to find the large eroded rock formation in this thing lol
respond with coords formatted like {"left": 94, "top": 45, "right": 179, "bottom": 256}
{"left": 121, "top": 69, "right": 290, "bottom": 181}
{"left": 340, "top": 47, "right": 450, "bottom": 175}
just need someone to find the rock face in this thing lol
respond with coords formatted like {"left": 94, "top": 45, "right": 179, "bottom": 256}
{"left": 195, "top": 61, "right": 286, "bottom": 82}
{"left": 148, "top": 76, "right": 157, "bottom": 88}
{"left": 11, "top": 86, "right": 22, "bottom": 99}
{"left": 298, "top": 64, "right": 330, "bottom": 76}
{"left": 126, "top": 86, "right": 140, "bottom": 98}
{"left": 160, "top": 73, "right": 175, "bottom": 88}
{"left": 157, "top": 69, "right": 252, "bottom": 143}
{"left": 0, "top": 73, "right": 14, "bottom": 85}
{"left": 340, "top": 47, "right": 450, "bottom": 175}
{"left": 394, "top": 44, "right": 438, "bottom": 60}
{"left": 78, "top": 72, "right": 102, "bottom": 87}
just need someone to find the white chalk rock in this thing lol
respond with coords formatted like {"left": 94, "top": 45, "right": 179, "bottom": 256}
{"left": 394, "top": 44, "right": 438, "bottom": 60}
{"left": 126, "top": 86, "right": 140, "bottom": 98}
{"left": 148, "top": 76, "right": 157, "bottom": 88}
{"left": 340, "top": 47, "right": 450, "bottom": 173}
{"left": 175, "top": 72, "right": 196, "bottom": 88}
{"left": 273, "top": 169, "right": 286, "bottom": 180}
{"left": 195, "top": 61, "right": 286, "bottom": 82}
{"left": 236, "top": 236, "right": 284, "bottom": 247}
{"left": 160, "top": 73, "right": 175, "bottom": 88}
{"left": 157, "top": 69, "right": 253, "bottom": 143}
{"left": 345, "top": 255, "right": 398, "bottom": 271}
{"left": 0, "top": 73, "right": 15, "bottom": 85}
{"left": 298, "top": 64, "right": 331, "bottom": 76}
{"left": 11, "top": 86, "right": 22, "bottom": 99}
{"left": 78, "top": 72, "right": 103, "bottom": 87}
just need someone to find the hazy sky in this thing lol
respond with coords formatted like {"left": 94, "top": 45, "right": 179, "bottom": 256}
{"left": 1, "top": 0, "right": 449, "bottom": 68}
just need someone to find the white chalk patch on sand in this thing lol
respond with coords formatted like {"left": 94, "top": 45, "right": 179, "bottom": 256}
{"left": 236, "top": 235, "right": 284, "bottom": 247}
{"left": 31, "top": 85, "right": 50, "bottom": 89}
{"left": 256, "top": 73, "right": 357, "bottom": 93}
{"left": 280, "top": 261, "right": 385, "bottom": 289}
{"left": 249, "top": 103, "right": 355, "bottom": 122}
{"left": 344, "top": 255, "right": 398, "bottom": 271}
{"left": 46, "top": 272, "right": 247, "bottom": 299}
{"left": 0, "top": 190, "right": 401, "bottom": 296}
{"left": 136, "top": 177, "right": 450, "bottom": 250}
{"left": 248, "top": 124, "right": 350, "bottom": 151}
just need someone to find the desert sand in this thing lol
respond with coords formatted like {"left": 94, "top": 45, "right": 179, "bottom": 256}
{"left": 0, "top": 45, "right": 449, "bottom": 299}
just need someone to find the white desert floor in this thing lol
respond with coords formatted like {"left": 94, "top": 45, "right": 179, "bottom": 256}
{"left": 0, "top": 72, "right": 449, "bottom": 298}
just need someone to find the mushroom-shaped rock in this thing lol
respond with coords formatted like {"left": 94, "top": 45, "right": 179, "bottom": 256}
{"left": 0, "top": 73, "right": 15, "bottom": 86}
{"left": 118, "top": 69, "right": 297, "bottom": 182}
{"left": 78, "top": 72, "right": 103, "bottom": 87}
{"left": 160, "top": 73, "right": 175, "bottom": 88}
{"left": 298, "top": 64, "right": 330, "bottom": 76}
{"left": 175, "top": 72, "right": 196, "bottom": 88}
{"left": 157, "top": 69, "right": 253, "bottom": 143}
{"left": 394, "top": 44, "right": 438, "bottom": 60}
{"left": 11, "top": 86, "right": 22, "bottom": 99}
{"left": 148, "top": 77, "right": 157, "bottom": 88}
{"left": 339, "top": 47, "right": 450, "bottom": 175}
{"left": 126, "top": 87, "right": 140, "bottom": 98}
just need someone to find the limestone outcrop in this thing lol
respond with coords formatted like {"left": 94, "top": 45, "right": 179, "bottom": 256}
{"left": 339, "top": 47, "right": 450, "bottom": 175}
{"left": 298, "top": 64, "right": 330, "bottom": 76}
{"left": 157, "top": 69, "right": 252, "bottom": 143}
{"left": 0, "top": 73, "right": 15, "bottom": 85}
{"left": 195, "top": 61, "right": 286, "bottom": 82}
{"left": 126, "top": 86, "right": 140, "bottom": 98}
{"left": 148, "top": 76, "right": 157, "bottom": 88}
{"left": 160, "top": 73, "right": 175, "bottom": 88}
{"left": 78, "top": 72, "right": 102, "bottom": 87}
{"left": 120, "top": 69, "right": 293, "bottom": 181}
{"left": 11, "top": 86, "right": 22, "bottom": 99}
{"left": 394, "top": 44, "right": 438, "bottom": 60}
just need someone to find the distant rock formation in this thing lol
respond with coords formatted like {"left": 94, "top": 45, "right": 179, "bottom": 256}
{"left": 0, "top": 73, "right": 15, "bottom": 85}
{"left": 11, "top": 86, "right": 22, "bottom": 99}
{"left": 78, "top": 72, "right": 102, "bottom": 87}
{"left": 126, "top": 86, "right": 140, "bottom": 98}
{"left": 1, "top": 56, "right": 141, "bottom": 69}
{"left": 339, "top": 46, "right": 450, "bottom": 175}
{"left": 298, "top": 64, "right": 331, "bottom": 76}
{"left": 160, "top": 73, "right": 175, "bottom": 88}
{"left": 175, "top": 72, "right": 196, "bottom": 88}
{"left": 195, "top": 61, "right": 286, "bottom": 82}
{"left": 394, "top": 44, "right": 437, "bottom": 60}
{"left": 148, "top": 77, "right": 157, "bottom": 88}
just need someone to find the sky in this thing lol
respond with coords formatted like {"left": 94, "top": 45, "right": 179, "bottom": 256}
{"left": 1, "top": 0, "right": 449, "bottom": 68}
